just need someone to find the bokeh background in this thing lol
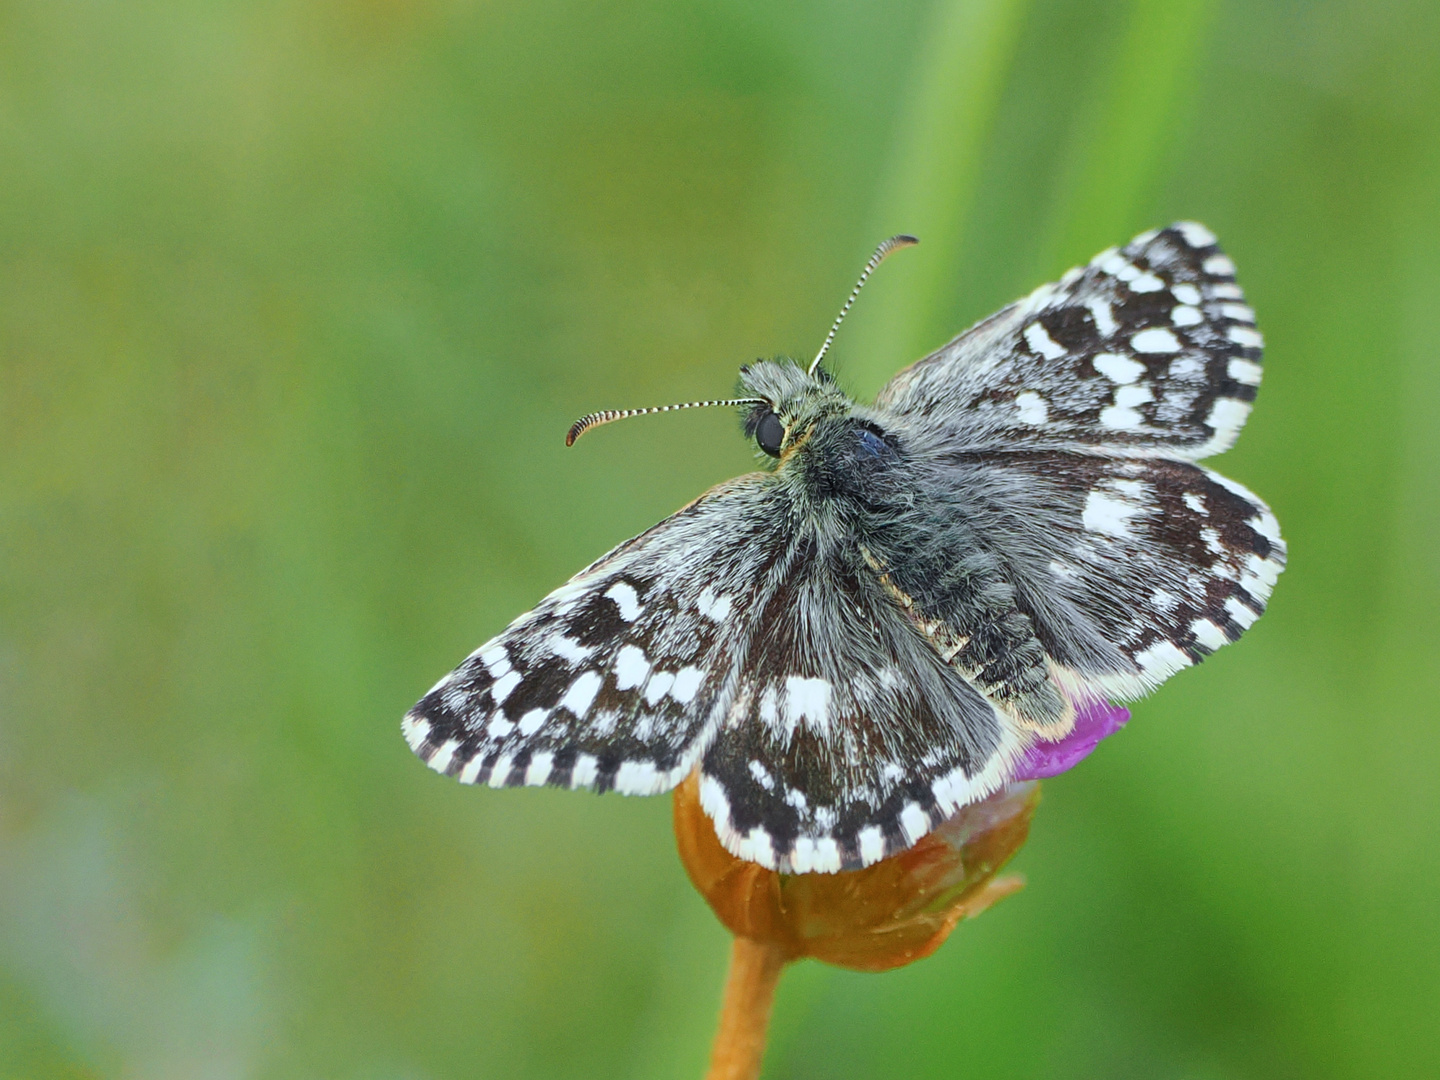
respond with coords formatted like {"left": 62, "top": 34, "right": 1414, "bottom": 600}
{"left": 2, "top": 0, "right": 1438, "bottom": 1077}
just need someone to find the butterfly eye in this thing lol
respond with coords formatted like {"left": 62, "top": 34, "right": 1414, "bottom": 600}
{"left": 755, "top": 411, "right": 785, "bottom": 457}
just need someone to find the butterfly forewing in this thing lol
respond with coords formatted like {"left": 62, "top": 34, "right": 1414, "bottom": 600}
{"left": 876, "top": 222, "right": 1262, "bottom": 459}
{"left": 404, "top": 477, "right": 785, "bottom": 795}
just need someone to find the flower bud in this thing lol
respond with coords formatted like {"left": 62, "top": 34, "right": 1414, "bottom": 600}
{"left": 673, "top": 774, "right": 1040, "bottom": 972}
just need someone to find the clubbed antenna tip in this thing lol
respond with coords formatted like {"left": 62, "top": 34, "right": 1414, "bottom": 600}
{"left": 566, "top": 398, "right": 767, "bottom": 446}
{"left": 809, "top": 234, "right": 919, "bottom": 375}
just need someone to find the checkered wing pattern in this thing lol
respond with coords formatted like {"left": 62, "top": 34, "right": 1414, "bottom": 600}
{"left": 877, "top": 222, "right": 1264, "bottom": 459}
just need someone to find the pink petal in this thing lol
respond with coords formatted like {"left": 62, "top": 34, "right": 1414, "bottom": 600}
{"left": 1013, "top": 698, "right": 1130, "bottom": 781}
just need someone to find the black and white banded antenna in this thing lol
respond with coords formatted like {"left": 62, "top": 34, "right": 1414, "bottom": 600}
{"left": 567, "top": 397, "right": 767, "bottom": 446}
{"left": 808, "top": 234, "right": 919, "bottom": 376}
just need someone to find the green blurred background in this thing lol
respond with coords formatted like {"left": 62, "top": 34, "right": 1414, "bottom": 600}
{"left": 2, "top": 0, "right": 1437, "bottom": 1077}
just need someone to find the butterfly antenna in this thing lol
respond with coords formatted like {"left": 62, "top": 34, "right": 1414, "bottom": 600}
{"left": 566, "top": 397, "right": 767, "bottom": 446}
{"left": 809, "top": 234, "right": 919, "bottom": 376}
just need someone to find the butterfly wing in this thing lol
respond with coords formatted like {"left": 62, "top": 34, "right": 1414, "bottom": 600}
{"left": 860, "top": 449, "right": 1285, "bottom": 719}
{"left": 404, "top": 475, "right": 787, "bottom": 795}
{"left": 876, "top": 222, "right": 1263, "bottom": 459}
{"left": 694, "top": 529, "right": 1028, "bottom": 873}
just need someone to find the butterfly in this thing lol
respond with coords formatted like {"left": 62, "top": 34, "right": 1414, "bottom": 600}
{"left": 403, "top": 222, "right": 1285, "bottom": 874}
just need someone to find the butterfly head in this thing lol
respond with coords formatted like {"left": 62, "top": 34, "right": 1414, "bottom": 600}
{"left": 737, "top": 358, "right": 852, "bottom": 460}
{"left": 738, "top": 358, "right": 903, "bottom": 505}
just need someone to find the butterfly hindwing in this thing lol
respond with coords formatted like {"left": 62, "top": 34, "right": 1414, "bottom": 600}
{"left": 858, "top": 448, "right": 1285, "bottom": 716}
{"left": 876, "top": 222, "right": 1263, "bottom": 459}
{"left": 695, "top": 533, "right": 1025, "bottom": 873}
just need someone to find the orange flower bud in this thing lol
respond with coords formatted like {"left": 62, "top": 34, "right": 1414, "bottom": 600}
{"left": 673, "top": 773, "right": 1039, "bottom": 973}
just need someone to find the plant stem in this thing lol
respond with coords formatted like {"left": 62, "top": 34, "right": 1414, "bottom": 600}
{"left": 705, "top": 936, "right": 788, "bottom": 1080}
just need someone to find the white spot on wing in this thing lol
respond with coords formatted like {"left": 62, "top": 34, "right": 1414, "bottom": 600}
{"left": 558, "top": 670, "right": 603, "bottom": 718}
{"left": 402, "top": 713, "right": 431, "bottom": 752}
{"left": 1225, "top": 596, "right": 1260, "bottom": 629}
{"left": 429, "top": 738, "right": 461, "bottom": 774}
{"left": 812, "top": 838, "right": 842, "bottom": 874}
{"left": 613, "top": 645, "right": 650, "bottom": 691}
{"left": 736, "top": 826, "right": 775, "bottom": 868}
{"left": 525, "top": 752, "right": 554, "bottom": 786}
{"left": 547, "top": 635, "right": 593, "bottom": 663}
{"left": 1228, "top": 325, "right": 1264, "bottom": 349}
{"left": 1099, "top": 386, "right": 1153, "bottom": 430}
{"left": 1100, "top": 405, "right": 1144, "bottom": 430}
{"left": 1176, "top": 221, "right": 1218, "bottom": 248}
{"left": 1093, "top": 352, "right": 1146, "bottom": 384}
{"left": 483, "top": 754, "right": 512, "bottom": 789}
{"left": 1204, "top": 397, "right": 1251, "bottom": 440}
{"left": 758, "top": 686, "right": 779, "bottom": 729}
{"left": 1240, "top": 553, "right": 1282, "bottom": 601}
{"left": 571, "top": 753, "right": 599, "bottom": 789}
{"left": 480, "top": 644, "right": 511, "bottom": 679}
{"left": 1150, "top": 588, "right": 1179, "bottom": 612}
{"left": 699, "top": 773, "right": 733, "bottom": 830}
{"left": 1183, "top": 493, "right": 1208, "bottom": 514}
{"left": 1083, "top": 490, "right": 1139, "bottom": 537}
{"left": 696, "top": 587, "right": 733, "bottom": 622}
{"left": 604, "top": 581, "right": 643, "bottom": 621}
{"left": 1087, "top": 298, "right": 1118, "bottom": 337}
{"left": 748, "top": 760, "right": 775, "bottom": 791}
{"left": 1024, "top": 321, "right": 1067, "bottom": 360}
{"left": 1172, "top": 282, "right": 1202, "bottom": 306}
{"left": 899, "top": 803, "right": 930, "bottom": 847}
{"left": 1191, "top": 619, "right": 1229, "bottom": 651}
{"left": 1015, "top": 390, "right": 1049, "bottom": 424}
{"left": 487, "top": 713, "right": 516, "bottom": 739}
{"left": 1132, "top": 327, "right": 1182, "bottom": 353}
{"left": 784, "top": 676, "right": 832, "bottom": 732}
{"left": 1228, "top": 358, "right": 1263, "bottom": 386}
{"left": 1130, "top": 271, "right": 1165, "bottom": 293}
{"left": 858, "top": 826, "right": 886, "bottom": 866}
{"left": 643, "top": 671, "right": 675, "bottom": 706}
{"left": 1171, "top": 304, "right": 1203, "bottom": 326}
{"left": 1220, "top": 303, "right": 1255, "bottom": 323}
{"left": 1115, "top": 383, "right": 1153, "bottom": 409}
{"left": 1134, "top": 640, "right": 1192, "bottom": 679}
{"left": 487, "top": 753, "right": 513, "bottom": 788}
{"left": 1204, "top": 253, "right": 1237, "bottom": 276}
{"left": 790, "top": 837, "right": 819, "bottom": 874}
{"left": 459, "top": 752, "right": 486, "bottom": 785}
{"left": 669, "top": 666, "right": 706, "bottom": 705}
{"left": 614, "top": 760, "right": 661, "bottom": 795}
{"left": 491, "top": 670, "right": 522, "bottom": 705}
{"left": 1101, "top": 252, "right": 1140, "bottom": 280}
{"left": 517, "top": 708, "right": 547, "bottom": 736}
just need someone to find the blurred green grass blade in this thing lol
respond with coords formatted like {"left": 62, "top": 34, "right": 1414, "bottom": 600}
{"left": 846, "top": 0, "right": 1035, "bottom": 391}
{"left": 1036, "top": 0, "right": 1218, "bottom": 271}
